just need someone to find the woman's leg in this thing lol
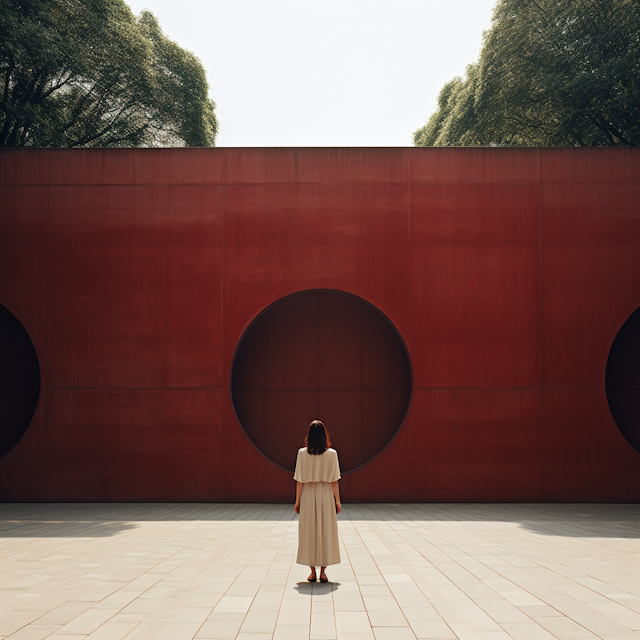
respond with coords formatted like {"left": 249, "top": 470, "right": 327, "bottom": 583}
{"left": 319, "top": 566, "right": 328, "bottom": 582}
{"left": 308, "top": 566, "right": 316, "bottom": 581}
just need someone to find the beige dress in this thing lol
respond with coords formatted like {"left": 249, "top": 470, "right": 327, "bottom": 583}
{"left": 294, "top": 447, "right": 341, "bottom": 567}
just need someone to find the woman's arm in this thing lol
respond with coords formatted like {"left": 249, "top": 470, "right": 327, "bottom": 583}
{"left": 294, "top": 481, "right": 303, "bottom": 513}
{"left": 331, "top": 480, "right": 341, "bottom": 514}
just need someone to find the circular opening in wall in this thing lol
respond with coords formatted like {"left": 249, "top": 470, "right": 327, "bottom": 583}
{"left": 231, "top": 290, "right": 412, "bottom": 473}
{"left": 0, "top": 304, "right": 40, "bottom": 459}
{"left": 606, "top": 306, "right": 640, "bottom": 456}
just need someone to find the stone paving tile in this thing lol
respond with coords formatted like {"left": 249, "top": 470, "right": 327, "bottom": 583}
{"left": 240, "top": 611, "right": 278, "bottom": 634}
{"left": 0, "top": 610, "right": 45, "bottom": 636}
{"left": 477, "top": 600, "right": 532, "bottom": 624}
{"left": 408, "top": 618, "right": 457, "bottom": 639}
{"left": 499, "top": 622, "right": 558, "bottom": 640}
{"left": 56, "top": 607, "right": 120, "bottom": 635}
{"left": 5, "top": 624, "right": 63, "bottom": 640}
{"left": 590, "top": 601, "right": 640, "bottom": 629}
{"left": 31, "top": 601, "right": 94, "bottom": 625}
{"left": 279, "top": 598, "right": 311, "bottom": 613}
{"left": 334, "top": 611, "right": 371, "bottom": 634}
{"left": 311, "top": 601, "right": 334, "bottom": 614}
{"left": 533, "top": 616, "right": 599, "bottom": 639}
{"left": 84, "top": 621, "right": 137, "bottom": 639}
{"left": 570, "top": 615, "right": 640, "bottom": 639}
{"left": 335, "top": 632, "right": 375, "bottom": 640}
{"left": 309, "top": 612, "right": 336, "bottom": 639}
{"left": 0, "top": 503, "right": 639, "bottom": 640}
{"left": 251, "top": 591, "right": 284, "bottom": 611}
{"left": 169, "top": 608, "right": 213, "bottom": 624}
{"left": 196, "top": 613, "right": 245, "bottom": 639}
{"left": 272, "top": 626, "right": 309, "bottom": 640}
{"left": 517, "top": 605, "right": 564, "bottom": 618}
{"left": 213, "top": 597, "right": 254, "bottom": 613}
{"left": 367, "top": 608, "right": 409, "bottom": 626}
{"left": 332, "top": 590, "right": 365, "bottom": 612}
{"left": 276, "top": 611, "right": 309, "bottom": 625}
{"left": 371, "top": 627, "right": 417, "bottom": 639}
{"left": 152, "top": 622, "right": 202, "bottom": 639}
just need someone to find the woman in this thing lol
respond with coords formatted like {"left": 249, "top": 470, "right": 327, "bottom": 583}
{"left": 294, "top": 419, "right": 342, "bottom": 583}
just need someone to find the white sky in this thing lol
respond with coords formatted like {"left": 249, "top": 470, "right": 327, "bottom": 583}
{"left": 125, "top": 0, "right": 497, "bottom": 147}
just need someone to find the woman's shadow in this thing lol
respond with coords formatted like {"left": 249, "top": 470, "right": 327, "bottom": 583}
{"left": 294, "top": 581, "right": 341, "bottom": 595}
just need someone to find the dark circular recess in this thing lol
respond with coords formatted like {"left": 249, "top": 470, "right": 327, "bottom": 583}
{"left": 231, "top": 290, "right": 412, "bottom": 473}
{"left": 0, "top": 304, "right": 41, "bottom": 459}
{"left": 606, "top": 306, "right": 640, "bottom": 455}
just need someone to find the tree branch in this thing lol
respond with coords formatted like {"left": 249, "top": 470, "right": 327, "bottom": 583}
{"left": 38, "top": 73, "right": 74, "bottom": 101}
{"left": 590, "top": 113, "right": 637, "bottom": 146}
{"left": 69, "top": 99, "right": 141, "bottom": 147}
{"left": 1, "top": 53, "right": 15, "bottom": 109}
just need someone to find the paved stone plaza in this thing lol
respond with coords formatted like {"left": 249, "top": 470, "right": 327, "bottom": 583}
{"left": 0, "top": 503, "right": 639, "bottom": 640}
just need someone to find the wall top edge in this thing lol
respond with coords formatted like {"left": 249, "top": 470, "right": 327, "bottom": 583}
{"left": 1, "top": 147, "right": 639, "bottom": 187}
{"left": 2, "top": 146, "right": 639, "bottom": 152}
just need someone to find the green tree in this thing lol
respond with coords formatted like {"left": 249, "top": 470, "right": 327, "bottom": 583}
{"left": 414, "top": 0, "right": 640, "bottom": 147}
{"left": 0, "top": 0, "right": 218, "bottom": 147}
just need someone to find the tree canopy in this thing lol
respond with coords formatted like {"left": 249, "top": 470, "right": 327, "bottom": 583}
{"left": 0, "top": 0, "right": 218, "bottom": 147}
{"left": 414, "top": 0, "right": 640, "bottom": 147}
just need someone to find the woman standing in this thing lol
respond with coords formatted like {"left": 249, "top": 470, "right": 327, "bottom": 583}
{"left": 294, "top": 420, "right": 342, "bottom": 582}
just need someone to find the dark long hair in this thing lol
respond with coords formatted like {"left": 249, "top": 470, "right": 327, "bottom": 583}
{"left": 305, "top": 420, "right": 331, "bottom": 455}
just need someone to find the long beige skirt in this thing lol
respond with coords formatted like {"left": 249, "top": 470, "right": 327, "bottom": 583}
{"left": 297, "top": 481, "right": 341, "bottom": 567}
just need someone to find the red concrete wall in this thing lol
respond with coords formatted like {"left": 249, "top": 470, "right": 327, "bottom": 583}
{"left": 1, "top": 147, "right": 639, "bottom": 502}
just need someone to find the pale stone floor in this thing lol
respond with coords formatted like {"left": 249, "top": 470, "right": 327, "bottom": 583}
{"left": 1, "top": 504, "right": 640, "bottom": 640}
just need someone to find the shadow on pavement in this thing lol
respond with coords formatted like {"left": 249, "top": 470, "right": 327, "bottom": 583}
{"left": 0, "top": 503, "right": 638, "bottom": 538}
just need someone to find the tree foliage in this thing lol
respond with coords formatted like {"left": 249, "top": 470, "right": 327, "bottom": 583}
{"left": 414, "top": 0, "right": 640, "bottom": 147}
{"left": 0, "top": 0, "right": 218, "bottom": 147}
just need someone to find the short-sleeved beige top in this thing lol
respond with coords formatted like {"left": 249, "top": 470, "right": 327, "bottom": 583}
{"left": 293, "top": 448, "right": 341, "bottom": 483}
